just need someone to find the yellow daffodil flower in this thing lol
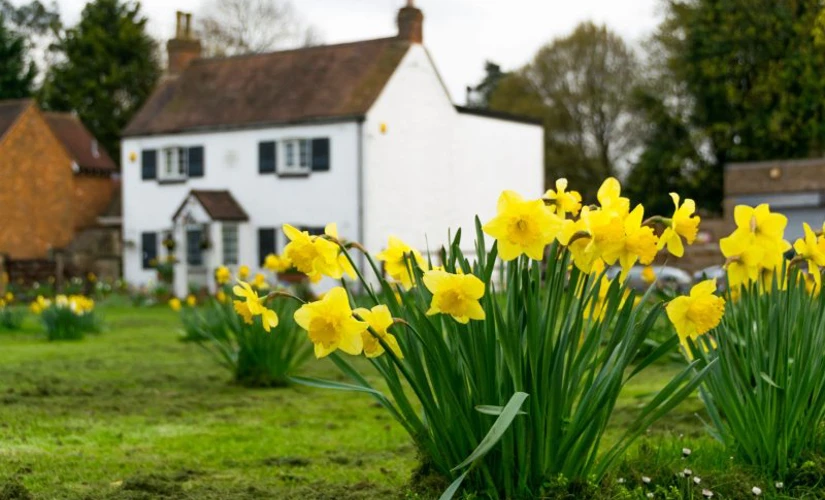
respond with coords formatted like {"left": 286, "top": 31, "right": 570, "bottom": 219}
{"left": 186, "top": 294, "right": 197, "bottom": 307}
{"left": 423, "top": 270, "right": 486, "bottom": 324}
{"left": 658, "top": 193, "right": 700, "bottom": 258}
{"left": 720, "top": 204, "right": 790, "bottom": 289}
{"left": 216, "top": 290, "right": 227, "bottom": 303}
{"left": 376, "top": 236, "right": 427, "bottom": 289}
{"left": 283, "top": 224, "right": 352, "bottom": 283}
{"left": 544, "top": 178, "right": 582, "bottom": 218}
{"left": 793, "top": 223, "right": 825, "bottom": 287}
{"left": 263, "top": 253, "right": 292, "bottom": 273}
{"left": 4, "top": 291, "right": 13, "bottom": 302}
{"left": 596, "top": 177, "right": 630, "bottom": 217}
{"left": 482, "top": 190, "right": 562, "bottom": 261}
{"left": 666, "top": 279, "right": 725, "bottom": 356}
{"left": 169, "top": 297, "right": 182, "bottom": 312}
{"left": 323, "top": 223, "right": 357, "bottom": 280}
{"left": 642, "top": 266, "right": 656, "bottom": 284}
{"left": 215, "top": 266, "right": 232, "bottom": 285}
{"left": 238, "top": 265, "right": 250, "bottom": 280}
{"left": 232, "top": 281, "right": 278, "bottom": 332}
{"left": 252, "top": 273, "right": 270, "bottom": 290}
{"left": 602, "top": 204, "right": 658, "bottom": 277}
{"left": 354, "top": 305, "right": 403, "bottom": 359}
{"left": 294, "top": 287, "right": 367, "bottom": 358}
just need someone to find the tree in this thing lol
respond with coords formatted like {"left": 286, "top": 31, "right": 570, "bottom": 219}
{"left": 650, "top": 0, "right": 825, "bottom": 212}
{"left": 488, "top": 22, "right": 640, "bottom": 200}
{"left": 466, "top": 61, "right": 507, "bottom": 108}
{"left": 40, "top": 0, "right": 160, "bottom": 163}
{"left": 0, "top": 13, "right": 36, "bottom": 98}
{"left": 197, "top": 0, "right": 319, "bottom": 57}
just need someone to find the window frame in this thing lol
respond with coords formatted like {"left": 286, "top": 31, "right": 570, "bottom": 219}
{"left": 222, "top": 223, "right": 239, "bottom": 266}
{"left": 159, "top": 146, "right": 189, "bottom": 182}
{"left": 279, "top": 139, "right": 311, "bottom": 175}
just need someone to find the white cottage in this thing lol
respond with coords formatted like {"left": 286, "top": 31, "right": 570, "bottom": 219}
{"left": 121, "top": 3, "right": 543, "bottom": 297}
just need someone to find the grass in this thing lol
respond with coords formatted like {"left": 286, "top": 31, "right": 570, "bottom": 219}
{"left": 0, "top": 302, "right": 823, "bottom": 499}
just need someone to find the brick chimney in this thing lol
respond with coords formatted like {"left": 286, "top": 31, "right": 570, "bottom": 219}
{"left": 166, "top": 11, "right": 201, "bottom": 76}
{"left": 397, "top": 0, "right": 423, "bottom": 44}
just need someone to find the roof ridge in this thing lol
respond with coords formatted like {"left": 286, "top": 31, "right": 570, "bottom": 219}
{"left": 192, "top": 36, "right": 402, "bottom": 66}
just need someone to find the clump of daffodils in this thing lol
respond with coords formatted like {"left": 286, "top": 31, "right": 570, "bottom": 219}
{"left": 32, "top": 294, "right": 98, "bottom": 341}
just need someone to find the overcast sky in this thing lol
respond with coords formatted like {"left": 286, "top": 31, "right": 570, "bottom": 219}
{"left": 54, "top": 0, "right": 663, "bottom": 103}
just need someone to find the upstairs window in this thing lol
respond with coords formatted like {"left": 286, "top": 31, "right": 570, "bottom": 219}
{"left": 158, "top": 146, "right": 204, "bottom": 181}
{"left": 161, "top": 147, "right": 188, "bottom": 181}
{"left": 280, "top": 139, "right": 311, "bottom": 174}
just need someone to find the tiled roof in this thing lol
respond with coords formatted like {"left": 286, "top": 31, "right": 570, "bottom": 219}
{"left": 44, "top": 112, "right": 117, "bottom": 171}
{"left": 0, "top": 99, "right": 32, "bottom": 141}
{"left": 123, "top": 37, "right": 411, "bottom": 136}
{"left": 173, "top": 190, "right": 249, "bottom": 222}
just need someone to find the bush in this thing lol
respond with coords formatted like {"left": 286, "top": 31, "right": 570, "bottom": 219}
{"left": 186, "top": 295, "right": 312, "bottom": 387}
{"left": 32, "top": 295, "right": 100, "bottom": 341}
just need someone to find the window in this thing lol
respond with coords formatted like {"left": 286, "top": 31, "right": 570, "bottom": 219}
{"left": 300, "top": 226, "right": 326, "bottom": 236}
{"left": 280, "top": 139, "right": 311, "bottom": 174}
{"left": 141, "top": 232, "right": 157, "bottom": 269}
{"left": 222, "top": 224, "right": 239, "bottom": 265}
{"left": 186, "top": 227, "right": 203, "bottom": 266}
{"left": 161, "top": 147, "right": 188, "bottom": 181}
{"left": 141, "top": 150, "right": 157, "bottom": 180}
{"left": 258, "top": 228, "right": 277, "bottom": 266}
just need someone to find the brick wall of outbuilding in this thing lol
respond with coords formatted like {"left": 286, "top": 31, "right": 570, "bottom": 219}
{"left": 72, "top": 174, "right": 116, "bottom": 230}
{"left": 0, "top": 105, "right": 75, "bottom": 259}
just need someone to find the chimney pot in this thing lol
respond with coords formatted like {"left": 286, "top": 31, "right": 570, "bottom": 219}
{"left": 167, "top": 11, "right": 201, "bottom": 76}
{"left": 397, "top": 2, "right": 423, "bottom": 43}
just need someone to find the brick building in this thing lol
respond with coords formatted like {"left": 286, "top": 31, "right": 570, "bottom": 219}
{"left": 725, "top": 158, "right": 825, "bottom": 241}
{"left": 0, "top": 99, "right": 119, "bottom": 280}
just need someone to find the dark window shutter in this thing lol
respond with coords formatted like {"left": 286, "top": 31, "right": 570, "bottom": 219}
{"left": 141, "top": 232, "right": 157, "bottom": 269}
{"left": 141, "top": 150, "right": 157, "bottom": 180}
{"left": 300, "top": 226, "right": 325, "bottom": 236}
{"left": 259, "top": 141, "right": 276, "bottom": 173}
{"left": 311, "top": 138, "right": 330, "bottom": 172}
{"left": 188, "top": 146, "right": 204, "bottom": 177}
{"left": 258, "top": 228, "right": 277, "bottom": 265}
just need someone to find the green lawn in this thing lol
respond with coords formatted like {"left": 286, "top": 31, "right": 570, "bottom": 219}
{"left": 0, "top": 303, "right": 820, "bottom": 499}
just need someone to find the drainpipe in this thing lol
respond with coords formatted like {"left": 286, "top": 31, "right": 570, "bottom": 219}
{"left": 356, "top": 117, "right": 366, "bottom": 290}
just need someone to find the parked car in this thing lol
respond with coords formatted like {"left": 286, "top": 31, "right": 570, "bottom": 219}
{"left": 693, "top": 265, "right": 727, "bottom": 291}
{"left": 606, "top": 265, "right": 693, "bottom": 293}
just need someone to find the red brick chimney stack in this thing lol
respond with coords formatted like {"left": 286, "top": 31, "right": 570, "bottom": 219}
{"left": 397, "top": 0, "right": 424, "bottom": 44}
{"left": 167, "top": 11, "right": 202, "bottom": 76}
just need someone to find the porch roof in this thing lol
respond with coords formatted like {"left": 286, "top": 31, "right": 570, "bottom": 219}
{"left": 172, "top": 190, "right": 249, "bottom": 222}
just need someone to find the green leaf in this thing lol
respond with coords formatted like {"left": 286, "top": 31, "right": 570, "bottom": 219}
{"left": 451, "top": 392, "right": 529, "bottom": 472}
{"left": 288, "top": 376, "right": 387, "bottom": 398}
{"left": 760, "top": 372, "right": 782, "bottom": 390}
{"left": 439, "top": 469, "right": 470, "bottom": 500}
{"left": 475, "top": 405, "right": 528, "bottom": 416}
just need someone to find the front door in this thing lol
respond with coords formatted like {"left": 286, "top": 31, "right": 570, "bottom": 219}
{"left": 186, "top": 225, "right": 208, "bottom": 290}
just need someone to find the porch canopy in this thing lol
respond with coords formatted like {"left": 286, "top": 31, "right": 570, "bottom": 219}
{"left": 171, "top": 190, "right": 248, "bottom": 297}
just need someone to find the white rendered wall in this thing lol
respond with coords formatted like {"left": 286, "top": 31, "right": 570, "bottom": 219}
{"left": 363, "top": 44, "right": 544, "bottom": 263}
{"left": 121, "top": 121, "right": 361, "bottom": 290}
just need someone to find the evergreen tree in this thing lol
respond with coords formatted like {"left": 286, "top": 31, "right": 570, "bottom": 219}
{"left": 0, "top": 13, "right": 36, "bottom": 99}
{"left": 40, "top": 0, "right": 160, "bottom": 163}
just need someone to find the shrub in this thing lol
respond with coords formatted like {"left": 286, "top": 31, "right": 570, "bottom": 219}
{"left": 232, "top": 179, "right": 715, "bottom": 498}
{"left": 179, "top": 289, "right": 312, "bottom": 387}
{"left": 32, "top": 294, "right": 100, "bottom": 341}
{"left": 0, "top": 293, "right": 24, "bottom": 330}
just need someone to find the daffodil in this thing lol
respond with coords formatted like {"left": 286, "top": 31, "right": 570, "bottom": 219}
{"left": 232, "top": 281, "right": 278, "bottom": 332}
{"left": 793, "top": 223, "right": 825, "bottom": 287}
{"left": 322, "top": 223, "right": 357, "bottom": 279}
{"left": 283, "top": 224, "right": 353, "bottom": 283}
{"left": 215, "top": 266, "right": 232, "bottom": 285}
{"left": 4, "top": 292, "right": 12, "bottom": 302}
{"left": 602, "top": 204, "right": 658, "bottom": 277}
{"left": 216, "top": 290, "right": 227, "bottom": 303}
{"left": 354, "top": 305, "right": 403, "bottom": 358}
{"left": 263, "top": 253, "right": 292, "bottom": 273}
{"left": 252, "top": 273, "right": 270, "bottom": 290}
{"left": 186, "top": 294, "right": 197, "bottom": 307}
{"left": 544, "top": 178, "right": 582, "bottom": 218}
{"left": 596, "top": 177, "right": 630, "bottom": 217}
{"left": 720, "top": 204, "right": 790, "bottom": 288}
{"left": 238, "top": 265, "right": 250, "bottom": 280}
{"left": 376, "top": 236, "right": 427, "bottom": 289}
{"left": 169, "top": 297, "right": 182, "bottom": 312}
{"left": 642, "top": 266, "right": 656, "bottom": 284}
{"left": 666, "top": 279, "right": 725, "bottom": 356}
{"left": 658, "top": 193, "right": 700, "bottom": 258}
{"left": 294, "top": 287, "right": 367, "bottom": 358}
{"left": 482, "top": 190, "right": 562, "bottom": 261}
{"left": 423, "top": 270, "right": 486, "bottom": 324}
